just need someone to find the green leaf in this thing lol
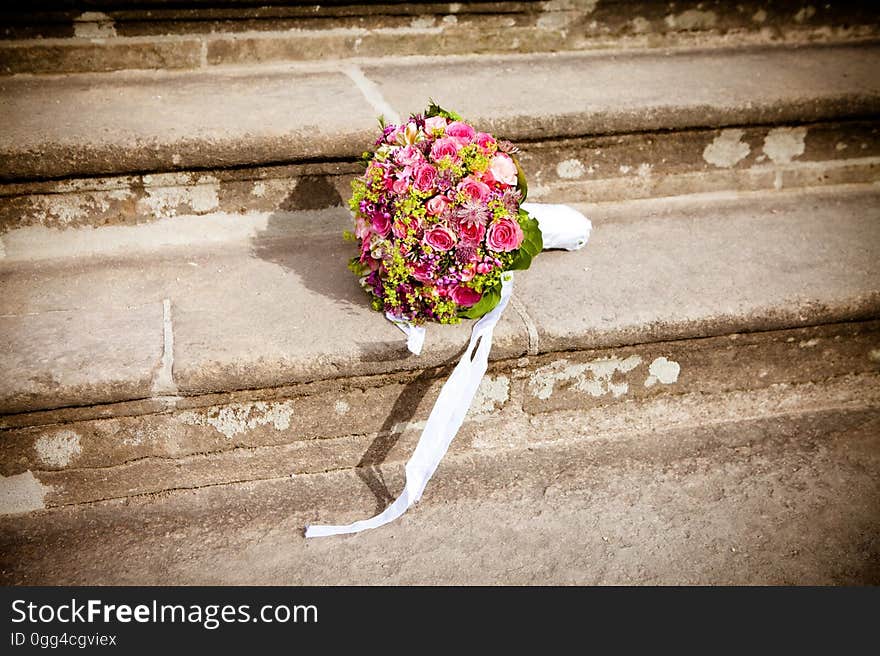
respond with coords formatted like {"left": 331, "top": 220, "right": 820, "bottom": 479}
{"left": 513, "top": 156, "right": 528, "bottom": 202}
{"left": 458, "top": 284, "right": 502, "bottom": 319}
{"left": 425, "top": 99, "right": 463, "bottom": 122}
{"left": 509, "top": 208, "right": 543, "bottom": 271}
{"left": 347, "top": 257, "right": 371, "bottom": 277}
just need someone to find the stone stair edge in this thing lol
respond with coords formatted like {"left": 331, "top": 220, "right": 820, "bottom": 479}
{"left": 1, "top": 185, "right": 878, "bottom": 420}
{"left": 2, "top": 0, "right": 879, "bottom": 76}
{"left": 2, "top": 41, "right": 879, "bottom": 182}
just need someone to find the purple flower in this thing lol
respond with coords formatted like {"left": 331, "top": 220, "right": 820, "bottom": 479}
{"left": 454, "top": 199, "right": 490, "bottom": 227}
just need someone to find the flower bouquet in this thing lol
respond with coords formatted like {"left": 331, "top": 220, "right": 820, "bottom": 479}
{"left": 306, "top": 104, "right": 590, "bottom": 538}
{"left": 346, "top": 102, "right": 542, "bottom": 325}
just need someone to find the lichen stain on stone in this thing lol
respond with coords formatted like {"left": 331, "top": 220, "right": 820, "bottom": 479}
{"left": 794, "top": 6, "right": 816, "bottom": 23}
{"left": 334, "top": 399, "right": 350, "bottom": 415}
{"left": 556, "top": 159, "right": 586, "bottom": 179}
{"left": 0, "top": 471, "right": 50, "bottom": 516}
{"left": 29, "top": 188, "right": 134, "bottom": 229}
{"left": 763, "top": 127, "right": 808, "bottom": 165}
{"left": 34, "top": 429, "right": 82, "bottom": 468}
{"left": 178, "top": 401, "right": 295, "bottom": 439}
{"left": 529, "top": 356, "right": 643, "bottom": 400}
{"left": 703, "top": 129, "right": 751, "bottom": 168}
{"left": 644, "top": 357, "right": 681, "bottom": 387}
{"left": 869, "top": 348, "right": 880, "bottom": 363}
{"left": 799, "top": 338, "right": 820, "bottom": 348}
{"left": 138, "top": 174, "right": 220, "bottom": 218}
{"left": 631, "top": 17, "right": 651, "bottom": 34}
{"left": 471, "top": 375, "right": 510, "bottom": 414}
{"left": 664, "top": 10, "right": 717, "bottom": 30}
{"left": 73, "top": 12, "right": 116, "bottom": 38}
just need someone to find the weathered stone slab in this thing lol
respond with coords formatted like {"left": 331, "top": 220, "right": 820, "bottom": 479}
{"left": 1, "top": 401, "right": 878, "bottom": 584}
{"left": 517, "top": 186, "right": 880, "bottom": 353}
{"left": 2, "top": 121, "right": 877, "bottom": 234}
{"left": 367, "top": 44, "right": 880, "bottom": 141}
{"left": 0, "top": 67, "right": 378, "bottom": 180}
{"left": 521, "top": 322, "right": 880, "bottom": 415}
{"left": 0, "top": 302, "right": 164, "bottom": 414}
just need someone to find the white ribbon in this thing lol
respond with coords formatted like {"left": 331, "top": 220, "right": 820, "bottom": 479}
{"left": 385, "top": 312, "right": 426, "bottom": 356}
{"left": 305, "top": 274, "right": 513, "bottom": 537}
{"left": 305, "top": 203, "right": 591, "bottom": 537}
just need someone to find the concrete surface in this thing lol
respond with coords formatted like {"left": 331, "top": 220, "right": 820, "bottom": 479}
{"left": 3, "top": 43, "right": 880, "bottom": 181}
{"left": 2, "top": 0, "right": 878, "bottom": 74}
{"left": 365, "top": 43, "right": 880, "bottom": 142}
{"left": 1, "top": 186, "right": 878, "bottom": 415}
{"left": 2, "top": 120, "right": 877, "bottom": 233}
{"left": 1, "top": 402, "right": 877, "bottom": 584}
{"left": 1, "top": 320, "right": 876, "bottom": 507}
{"left": 0, "top": 66, "right": 379, "bottom": 181}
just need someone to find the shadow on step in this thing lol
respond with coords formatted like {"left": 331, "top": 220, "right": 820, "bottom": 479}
{"left": 251, "top": 201, "right": 465, "bottom": 513}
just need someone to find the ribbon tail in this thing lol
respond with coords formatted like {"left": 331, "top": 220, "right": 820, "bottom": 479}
{"left": 306, "top": 275, "right": 514, "bottom": 537}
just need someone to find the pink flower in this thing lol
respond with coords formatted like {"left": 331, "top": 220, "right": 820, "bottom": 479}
{"left": 392, "top": 218, "right": 408, "bottom": 239}
{"left": 425, "top": 116, "right": 448, "bottom": 133}
{"left": 451, "top": 285, "right": 483, "bottom": 307}
{"left": 475, "top": 132, "right": 496, "bottom": 151}
{"left": 413, "top": 163, "right": 438, "bottom": 192}
{"left": 395, "top": 145, "right": 423, "bottom": 166}
{"left": 392, "top": 178, "right": 409, "bottom": 195}
{"left": 486, "top": 217, "right": 524, "bottom": 252}
{"left": 426, "top": 195, "right": 449, "bottom": 216}
{"left": 446, "top": 121, "right": 476, "bottom": 141}
{"left": 371, "top": 212, "right": 391, "bottom": 237}
{"left": 459, "top": 264, "right": 476, "bottom": 282}
{"left": 424, "top": 224, "right": 457, "bottom": 251}
{"left": 458, "top": 220, "right": 485, "bottom": 244}
{"left": 355, "top": 216, "right": 371, "bottom": 240}
{"left": 490, "top": 153, "right": 518, "bottom": 186}
{"left": 430, "top": 137, "right": 460, "bottom": 162}
{"left": 411, "top": 262, "right": 434, "bottom": 283}
{"left": 457, "top": 177, "right": 491, "bottom": 203}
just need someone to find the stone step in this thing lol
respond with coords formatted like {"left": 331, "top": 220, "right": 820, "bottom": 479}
{"left": 2, "top": 42, "right": 879, "bottom": 183}
{"left": 1, "top": 185, "right": 878, "bottom": 512}
{"left": 2, "top": 398, "right": 878, "bottom": 583}
{"left": 2, "top": 1, "right": 878, "bottom": 75}
{"left": 3, "top": 119, "right": 877, "bottom": 235}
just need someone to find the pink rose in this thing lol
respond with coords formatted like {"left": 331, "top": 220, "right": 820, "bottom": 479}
{"left": 451, "top": 285, "right": 483, "bottom": 307}
{"left": 411, "top": 262, "right": 434, "bottom": 283}
{"left": 395, "top": 145, "right": 423, "bottom": 166}
{"left": 459, "top": 264, "right": 476, "bottom": 281}
{"left": 424, "top": 116, "right": 448, "bottom": 133}
{"left": 446, "top": 121, "right": 476, "bottom": 141}
{"left": 424, "top": 224, "right": 457, "bottom": 251}
{"left": 486, "top": 217, "right": 524, "bottom": 252}
{"left": 413, "top": 163, "right": 437, "bottom": 192}
{"left": 426, "top": 195, "right": 449, "bottom": 216}
{"left": 355, "top": 216, "right": 371, "bottom": 240}
{"left": 392, "top": 218, "right": 408, "bottom": 239}
{"left": 475, "top": 132, "right": 496, "bottom": 151}
{"left": 430, "top": 137, "right": 460, "bottom": 162}
{"left": 490, "top": 153, "right": 518, "bottom": 186}
{"left": 457, "top": 177, "right": 491, "bottom": 202}
{"left": 458, "top": 220, "right": 485, "bottom": 244}
{"left": 392, "top": 178, "right": 409, "bottom": 195}
{"left": 371, "top": 212, "right": 391, "bottom": 237}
